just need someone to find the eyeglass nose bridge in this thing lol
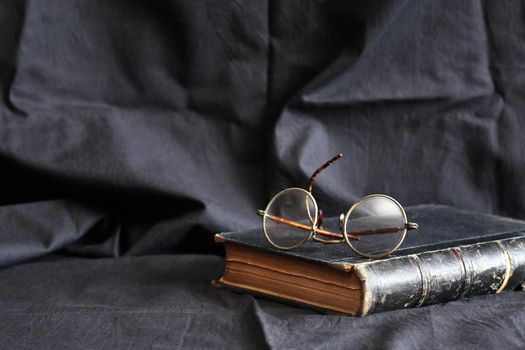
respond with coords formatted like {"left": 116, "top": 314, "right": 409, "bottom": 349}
{"left": 312, "top": 235, "right": 345, "bottom": 244}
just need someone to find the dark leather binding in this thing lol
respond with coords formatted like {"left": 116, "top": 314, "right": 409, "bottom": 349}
{"left": 355, "top": 237, "right": 525, "bottom": 315}
{"left": 216, "top": 205, "right": 525, "bottom": 315}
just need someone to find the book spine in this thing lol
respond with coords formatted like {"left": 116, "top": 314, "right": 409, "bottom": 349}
{"left": 355, "top": 237, "right": 525, "bottom": 316}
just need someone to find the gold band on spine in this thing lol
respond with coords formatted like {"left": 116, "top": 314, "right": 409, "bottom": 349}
{"left": 451, "top": 248, "right": 467, "bottom": 299}
{"left": 412, "top": 255, "right": 431, "bottom": 307}
{"left": 495, "top": 242, "right": 513, "bottom": 294}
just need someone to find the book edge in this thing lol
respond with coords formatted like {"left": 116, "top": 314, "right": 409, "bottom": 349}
{"left": 213, "top": 276, "right": 357, "bottom": 315}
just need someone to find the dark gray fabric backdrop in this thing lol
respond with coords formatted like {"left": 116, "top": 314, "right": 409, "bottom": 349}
{"left": 0, "top": 0, "right": 524, "bottom": 348}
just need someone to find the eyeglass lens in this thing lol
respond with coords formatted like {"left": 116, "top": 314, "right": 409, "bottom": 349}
{"left": 263, "top": 189, "right": 317, "bottom": 249}
{"left": 345, "top": 196, "right": 407, "bottom": 257}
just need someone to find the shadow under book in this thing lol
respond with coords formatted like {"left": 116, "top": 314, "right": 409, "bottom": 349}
{"left": 213, "top": 205, "right": 525, "bottom": 316}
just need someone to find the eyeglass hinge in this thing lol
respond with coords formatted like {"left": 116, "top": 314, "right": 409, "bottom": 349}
{"left": 406, "top": 222, "right": 419, "bottom": 230}
{"left": 339, "top": 214, "right": 345, "bottom": 231}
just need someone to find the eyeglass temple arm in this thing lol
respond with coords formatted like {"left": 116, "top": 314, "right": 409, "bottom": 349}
{"left": 307, "top": 153, "right": 343, "bottom": 193}
{"left": 348, "top": 222, "right": 419, "bottom": 236}
{"left": 339, "top": 214, "right": 419, "bottom": 232}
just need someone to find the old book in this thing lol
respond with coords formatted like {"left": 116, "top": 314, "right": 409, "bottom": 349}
{"left": 213, "top": 205, "right": 525, "bottom": 316}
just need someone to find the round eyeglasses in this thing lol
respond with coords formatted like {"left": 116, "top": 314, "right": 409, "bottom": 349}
{"left": 257, "top": 154, "right": 419, "bottom": 258}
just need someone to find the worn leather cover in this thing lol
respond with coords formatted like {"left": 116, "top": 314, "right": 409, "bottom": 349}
{"left": 218, "top": 205, "right": 525, "bottom": 315}
{"left": 219, "top": 205, "right": 525, "bottom": 265}
{"left": 355, "top": 237, "right": 525, "bottom": 315}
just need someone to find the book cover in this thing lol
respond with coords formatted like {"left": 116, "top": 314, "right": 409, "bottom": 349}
{"left": 214, "top": 205, "right": 525, "bottom": 315}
